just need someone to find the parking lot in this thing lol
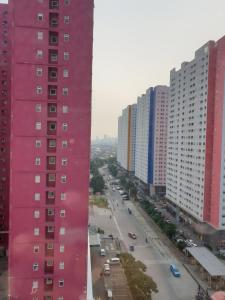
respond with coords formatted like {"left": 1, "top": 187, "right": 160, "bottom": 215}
{"left": 91, "top": 235, "right": 132, "bottom": 300}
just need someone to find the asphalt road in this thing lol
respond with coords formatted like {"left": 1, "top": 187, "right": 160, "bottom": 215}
{"left": 93, "top": 167, "right": 198, "bottom": 300}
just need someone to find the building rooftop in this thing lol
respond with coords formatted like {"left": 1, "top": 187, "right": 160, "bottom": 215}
{"left": 186, "top": 247, "right": 225, "bottom": 276}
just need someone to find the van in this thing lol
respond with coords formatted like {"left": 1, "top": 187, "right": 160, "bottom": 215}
{"left": 100, "top": 248, "right": 106, "bottom": 256}
{"left": 110, "top": 257, "right": 120, "bottom": 265}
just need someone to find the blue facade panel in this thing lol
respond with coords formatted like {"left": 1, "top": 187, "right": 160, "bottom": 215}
{"left": 148, "top": 88, "right": 155, "bottom": 184}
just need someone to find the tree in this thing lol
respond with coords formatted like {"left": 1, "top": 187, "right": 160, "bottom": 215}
{"left": 120, "top": 253, "right": 158, "bottom": 300}
{"left": 90, "top": 174, "right": 105, "bottom": 194}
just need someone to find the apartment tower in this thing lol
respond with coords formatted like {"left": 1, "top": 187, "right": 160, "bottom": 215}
{"left": 135, "top": 86, "right": 169, "bottom": 195}
{"left": 117, "top": 104, "right": 137, "bottom": 172}
{"left": 166, "top": 36, "right": 225, "bottom": 229}
{"left": 8, "top": 0, "right": 93, "bottom": 299}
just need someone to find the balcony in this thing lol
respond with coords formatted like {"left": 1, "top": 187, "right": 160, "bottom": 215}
{"left": 47, "top": 156, "right": 56, "bottom": 170}
{"left": 49, "top": 0, "right": 59, "bottom": 9}
{"left": 45, "top": 243, "right": 54, "bottom": 257}
{"left": 45, "top": 226, "right": 55, "bottom": 239}
{"left": 44, "top": 260, "right": 54, "bottom": 274}
{"left": 44, "top": 296, "right": 53, "bottom": 300}
{"left": 46, "top": 173, "right": 56, "bottom": 187}
{"left": 47, "top": 121, "right": 56, "bottom": 135}
{"left": 47, "top": 139, "right": 56, "bottom": 153}
{"left": 48, "top": 67, "right": 58, "bottom": 82}
{"left": 44, "top": 278, "right": 53, "bottom": 292}
{"left": 48, "top": 50, "right": 58, "bottom": 64}
{"left": 49, "top": 13, "right": 59, "bottom": 28}
{"left": 48, "top": 104, "right": 57, "bottom": 118}
{"left": 48, "top": 85, "right": 57, "bottom": 100}
{"left": 46, "top": 208, "right": 55, "bottom": 222}
{"left": 49, "top": 32, "right": 58, "bottom": 46}
{"left": 46, "top": 191, "right": 55, "bottom": 205}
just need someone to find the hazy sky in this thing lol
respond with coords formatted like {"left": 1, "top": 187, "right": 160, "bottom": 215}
{"left": 1, "top": 1, "right": 225, "bottom": 138}
{"left": 93, "top": 0, "right": 225, "bottom": 138}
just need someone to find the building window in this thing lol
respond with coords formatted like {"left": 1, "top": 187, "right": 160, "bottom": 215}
{"left": 62, "top": 123, "right": 68, "bottom": 131}
{"left": 60, "top": 210, "right": 65, "bottom": 218}
{"left": 59, "top": 279, "right": 64, "bottom": 287}
{"left": 33, "top": 263, "right": 39, "bottom": 271}
{"left": 34, "top": 228, "right": 40, "bottom": 236}
{"left": 34, "top": 193, "right": 40, "bottom": 201}
{"left": 63, "top": 52, "right": 69, "bottom": 60}
{"left": 61, "top": 158, "right": 67, "bottom": 166}
{"left": 47, "top": 226, "right": 54, "bottom": 233}
{"left": 36, "top": 50, "right": 43, "bottom": 58}
{"left": 60, "top": 227, "right": 65, "bottom": 235}
{"left": 49, "top": 104, "right": 57, "bottom": 113}
{"left": 49, "top": 122, "right": 56, "bottom": 131}
{"left": 47, "top": 243, "right": 54, "bottom": 250}
{"left": 47, "top": 191, "right": 55, "bottom": 199}
{"left": 35, "top": 157, "right": 41, "bottom": 165}
{"left": 37, "top": 31, "right": 43, "bottom": 40}
{"left": 32, "top": 281, "right": 38, "bottom": 289}
{"left": 49, "top": 156, "right": 56, "bottom": 164}
{"left": 64, "top": 16, "right": 70, "bottom": 24}
{"left": 63, "top": 69, "right": 69, "bottom": 78}
{"left": 33, "top": 245, "right": 39, "bottom": 253}
{"left": 48, "top": 139, "right": 56, "bottom": 148}
{"left": 62, "top": 105, "right": 68, "bottom": 113}
{"left": 64, "top": 33, "right": 70, "bottom": 42}
{"left": 49, "top": 86, "right": 57, "bottom": 96}
{"left": 48, "top": 174, "right": 56, "bottom": 182}
{"left": 36, "top": 140, "right": 41, "bottom": 148}
{"left": 58, "top": 297, "right": 64, "bottom": 300}
{"left": 61, "top": 193, "right": 66, "bottom": 201}
{"left": 59, "top": 245, "right": 64, "bottom": 252}
{"left": 59, "top": 262, "right": 64, "bottom": 270}
{"left": 36, "top": 86, "right": 43, "bottom": 95}
{"left": 37, "top": 13, "right": 44, "bottom": 21}
{"left": 34, "top": 210, "right": 40, "bottom": 218}
{"left": 47, "top": 208, "right": 54, "bottom": 216}
{"left": 35, "top": 175, "right": 41, "bottom": 183}
{"left": 47, "top": 260, "right": 53, "bottom": 267}
{"left": 62, "top": 140, "right": 68, "bottom": 148}
{"left": 50, "top": 0, "right": 59, "bottom": 8}
{"left": 36, "top": 67, "right": 43, "bottom": 77}
{"left": 64, "top": 0, "right": 70, "bottom": 5}
{"left": 36, "top": 122, "right": 41, "bottom": 130}
{"left": 62, "top": 88, "right": 68, "bottom": 96}
{"left": 61, "top": 175, "right": 66, "bottom": 183}
{"left": 35, "top": 104, "right": 42, "bottom": 112}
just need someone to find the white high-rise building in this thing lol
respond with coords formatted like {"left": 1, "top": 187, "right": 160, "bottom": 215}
{"left": 117, "top": 104, "right": 137, "bottom": 172}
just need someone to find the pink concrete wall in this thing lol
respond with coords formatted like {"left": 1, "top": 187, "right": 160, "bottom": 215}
{"left": 207, "top": 36, "right": 225, "bottom": 228}
{"left": 0, "top": 3, "right": 10, "bottom": 252}
{"left": 8, "top": 0, "right": 93, "bottom": 299}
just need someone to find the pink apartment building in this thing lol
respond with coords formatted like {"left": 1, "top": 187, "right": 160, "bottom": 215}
{"left": 0, "top": 3, "right": 10, "bottom": 257}
{"left": 167, "top": 36, "right": 225, "bottom": 230}
{"left": 7, "top": 0, "right": 94, "bottom": 299}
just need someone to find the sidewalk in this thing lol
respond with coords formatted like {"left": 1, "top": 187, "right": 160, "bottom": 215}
{"left": 132, "top": 201, "right": 185, "bottom": 261}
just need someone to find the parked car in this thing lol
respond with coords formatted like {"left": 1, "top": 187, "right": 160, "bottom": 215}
{"left": 100, "top": 248, "right": 106, "bottom": 256}
{"left": 106, "top": 289, "right": 113, "bottom": 299}
{"left": 110, "top": 257, "right": 120, "bottom": 265}
{"left": 128, "top": 208, "right": 132, "bottom": 214}
{"left": 103, "top": 263, "right": 110, "bottom": 275}
{"left": 128, "top": 232, "right": 137, "bottom": 239}
{"left": 170, "top": 264, "right": 181, "bottom": 277}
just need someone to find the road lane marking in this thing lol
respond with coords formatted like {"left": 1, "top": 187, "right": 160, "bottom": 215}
{"left": 113, "top": 215, "right": 124, "bottom": 239}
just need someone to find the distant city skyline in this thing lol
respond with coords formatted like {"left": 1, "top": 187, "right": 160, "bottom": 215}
{"left": 93, "top": 0, "right": 225, "bottom": 137}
